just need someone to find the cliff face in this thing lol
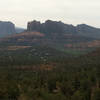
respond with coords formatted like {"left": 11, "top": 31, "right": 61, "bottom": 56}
{"left": 27, "top": 20, "right": 76, "bottom": 35}
{"left": 28, "top": 20, "right": 41, "bottom": 32}
{"left": 0, "top": 21, "right": 16, "bottom": 37}
{"left": 27, "top": 20, "right": 100, "bottom": 39}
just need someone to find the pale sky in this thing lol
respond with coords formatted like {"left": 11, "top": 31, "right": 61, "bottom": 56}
{"left": 0, "top": 0, "right": 100, "bottom": 28}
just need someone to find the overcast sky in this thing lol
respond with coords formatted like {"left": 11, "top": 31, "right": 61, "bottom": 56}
{"left": 0, "top": 0, "right": 100, "bottom": 28}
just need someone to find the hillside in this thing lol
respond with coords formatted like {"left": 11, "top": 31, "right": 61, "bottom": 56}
{"left": 0, "top": 20, "right": 100, "bottom": 66}
{"left": 0, "top": 44, "right": 69, "bottom": 66}
{"left": 0, "top": 29, "right": 99, "bottom": 56}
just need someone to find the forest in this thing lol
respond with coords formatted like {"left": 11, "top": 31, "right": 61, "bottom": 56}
{"left": 0, "top": 48, "right": 100, "bottom": 100}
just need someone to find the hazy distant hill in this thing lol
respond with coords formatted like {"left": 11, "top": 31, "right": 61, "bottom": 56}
{"left": 15, "top": 27, "right": 25, "bottom": 33}
{"left": 0, "top": 21, "right": 16, "bottom": 37}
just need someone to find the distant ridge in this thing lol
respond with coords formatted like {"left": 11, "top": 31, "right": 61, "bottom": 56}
{"left": 15, "top": 27, "right": 25, "bottom": 33}
{"left": 27, "top": 20, "right": 100, "bottom": 39}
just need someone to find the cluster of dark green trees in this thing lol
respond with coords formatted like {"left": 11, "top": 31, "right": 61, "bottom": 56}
{"left": 0, "top": 51, "right": 100, "bottom": 100}
{"left": 0, "top": 41, "right": 100, "bottom": 100}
